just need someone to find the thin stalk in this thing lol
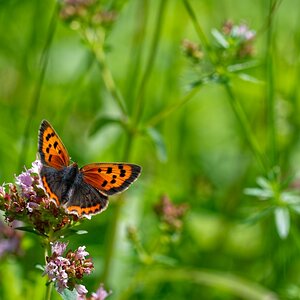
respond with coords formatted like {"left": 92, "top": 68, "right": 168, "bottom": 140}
{"left": 183, "top": 0, "right": 267, "bottom": 173}
{"left": 124, "top": 0, "right": 149, "bottom": 114}
{"left": 44, "top": 240, "right": 53, "bottom": 300}
{"left": 146, "top": 86, "right": 201, "bottom": 127}
{"left": 132, "top": 0, "right": 167, "bottom": 124}
{"left": 224, "top": 82, "right": 267, "bottom": 172}
{"left": 182, "top": 0, "right": 216, "bottom": 64}
{"left": 101, "top": 198, "right": 123, "bottom": 283}
{"left": 265, "top": 0, "right": 277, "bottom": 167}
{"left": 120, "top": 267, "right": 278, "bottom": 300}
{"left": 102, "top": 0, "right": 166, "bottom": 284}
{"left": 101, "top": 132, "right": 134, "bottom": 283}
{"left": 18, "top": 2, "right": 58, "bottom": 170}
{"left": 89, "top": 36, "right": 128, "bottom": 116}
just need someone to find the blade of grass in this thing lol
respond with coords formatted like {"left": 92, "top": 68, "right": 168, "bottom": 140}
{"left": 120, "top": 267, "right": 278, "bottom": 300}
{"left": 18, "top": 2, "right": 59, "bottom": 170}
{"left": 132, "top": 0, "right": 168, "bottom": 124}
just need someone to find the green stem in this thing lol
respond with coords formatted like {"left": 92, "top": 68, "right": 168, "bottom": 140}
{"left": 183, "top": 0, "right": 267, "bottom": 173}
{"left": 146, "top": 86, "right": 201, "bottom": 127}
{"left": 18, "top": 2, "right": 58, "bottom": 170}
{"left": 101, "top": 133, "right": 134, "bottom": 283}
{"left": 265, "top": 0, "right": 277, "bottom": 167}
{"left": 124, "top": 0, "right": 149, "bottom": 113}
{"left": 85, "top": 30, "right": 127, "bottom": 116}
{"left": 44, "top": 240, "right": 53, "bottom": 300}
{"left": 223, "top": 82, "right": 267, "bottom": 172}
{"left": 132, "top": 0, "right": 167, "bottom": 124}
{"left": 101, "top": 1, "right": 166, "bottom": 284}
{"left": 120, "top": 267, "right": 278, "bottom": 300}
{"left": 182, "top": 0, "right": 216, "bottom": 64}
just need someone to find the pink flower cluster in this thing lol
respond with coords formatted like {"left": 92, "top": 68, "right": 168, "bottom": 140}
{"left": 221, "top": 20, "right": 256, "bottom": 58}
{"left": 154, "top": 195, "right": 188, "bottom": 231}
{"left": 0, "top": 160, "right": 79, "bottom": 236}
{"left": 44, "top": 242, "right": 94, "bottom": 293}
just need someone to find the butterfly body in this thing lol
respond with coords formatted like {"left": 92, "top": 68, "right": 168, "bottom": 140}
{"left": 38, "top": 120, "right": 141, "bottom": 217}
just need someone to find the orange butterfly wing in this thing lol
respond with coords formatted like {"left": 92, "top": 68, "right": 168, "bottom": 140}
{"left": 38, "top": 120, "right": 70, "bottom": 169}
{"left": 80, "top": 163, "right": 141, "bottom": 195}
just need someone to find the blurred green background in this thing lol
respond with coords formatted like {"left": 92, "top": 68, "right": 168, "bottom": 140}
{"left": 1, "top": 0, "right": 300, "bottom": 299}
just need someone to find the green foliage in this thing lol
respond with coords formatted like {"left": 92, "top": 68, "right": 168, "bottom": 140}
{"left": 1, "top": 0, "right": 300, "bottom": 299}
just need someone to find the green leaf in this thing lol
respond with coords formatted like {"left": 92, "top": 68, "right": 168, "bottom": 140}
{"left": 54, "top": 228, "right": 88, "bottom": 239}
{"left": 74, "top": 230, "right": 88, "bottom": 235}
{"left": 35, "top": 264, "right": 44, "bottom": 272}
{"left": 153, "top": 254, "right": 177, "bottom": 266}
{"left": 244, "top": 188, "right": 273, "bottom": 199}
{"left": 274, "top": 207, "right": 290, "bottom": 239}
{"left": 15, "top": 226, "right": 44, "bottom": 236}
{"left": 282, "top": 192, "right": 300, "bottom": 204}
{"left": 236, "top": 73, "right": 263, "bottom": 84}
{"left": 256, "top": 177, "right": 271, "bottom": 189}
{"left": 211, "top": 29, "right": 229, "bottom": 48}
{"left": 89, "top": 116, "right": 123, "bottom": 136}
{"left": 60, "top": 289, "right": 78, "bottom": 300}
{"left": 290, "top": 204, "right": 300, "bottom": 215}
{"left": 146, "top": 127, "right": 167, "bottom": 162}
{"left": 227, "top": 60, "right": 260, "bottom": 72}
{"left": 243, "top": 207, "right": 274, "bottom": 225}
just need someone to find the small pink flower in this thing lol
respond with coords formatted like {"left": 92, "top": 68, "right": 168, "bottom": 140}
{"left": 26, "top": 202, "right": 39, "bottom": 212}
{"left": 75, "top": 246, "right": 89, "bottom": 260}
{"left": 31, "top": 159, "right": 43, "bottom": 174}
{"left": 76, "top": 284, "right": 88, "bottom": 299}
{"left": 91, "top": 284, "right": 112, "bottom": 300}
{"left": 51, "top": 241, "right": 68, "bottom": 256}
{"left": 43, "top": 261, "right": 58, "bottom": 280}
{"left": 0, "top": 185, "right": 5, "bottom": 198}
{"left": 43, "top": 243, "right": 94, "bottom": 293}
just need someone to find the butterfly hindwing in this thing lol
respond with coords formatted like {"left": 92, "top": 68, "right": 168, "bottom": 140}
{"left": 39, "top": 120, "right": 70, "bottom": 169}
{"left": 66, "top": 179, "right": 108, "bottom": 216}
{"left": 80, "top": 163, "right": 141, "bottom": 195}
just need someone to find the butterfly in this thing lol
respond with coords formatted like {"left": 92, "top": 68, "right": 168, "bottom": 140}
{"left": 38, "top": 120, "right": 141, "bottom": 217}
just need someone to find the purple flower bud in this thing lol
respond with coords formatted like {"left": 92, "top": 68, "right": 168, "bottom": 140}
{"left": 0, "top": 185, "right": 5, "bottom": 198}
{"left": 91, "top": 284, "right": 112, "bottom": 300}
{"left": 16, "top": 171, "right": 33, "bottom": 188}
{"left": 31, "top": 159, "right": 43, "bottom": 174}
{"left": 75, "top": 246, "right": 89, "bottom": 260}
{"left": 56, "top": 269, "right": 69, "bottom": 293}
{"left": 55, "top": 256, "right": 70, "bottom": 267}
{"left": 51, "top": 241, "right": 68, "bottom": 256}
{"left": 76, "top": 284, "right": 88, "bottom": 299}
{"left": 26, "top": 202, "right": 39, "bottom": 212}
{"left": 43, "top": 261, "right": 58, "bottom": 280}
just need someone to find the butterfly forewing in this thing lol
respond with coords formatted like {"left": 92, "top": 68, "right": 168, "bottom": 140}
{"left": 39, "top": 120, "right": 70, "bottom": 169}
{"left": 80, "top": 163, "right": 141, "bottom": 195}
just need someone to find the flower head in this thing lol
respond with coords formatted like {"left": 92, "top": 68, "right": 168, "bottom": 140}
{"left": 220, "top": 20, "right": 256, "bottom": 58}
{"left": 154, "top": 195, "right": 188, "bottom": 232}
{"left": 182, "top": 39, "right": 203, "bottom": 63}
{"left": 59, "top": 0, "right": 118, "bottom": 29}
{"left": 0, "top": 220, "right": 23, "bottom": 259}
{"left": 43, "top": 242, "right": 94, "bottom": 293}
{"left": 90, "top": 284, "right": 112, "bottom": 300}
{"left": 52, "top": 241, "right": 68, "bottom": 256}
{"left": 76, "top": 284, "right": 88, "bottom": 299}
{"left": 0, "top": 159, "right": 79, "bottom": 236}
